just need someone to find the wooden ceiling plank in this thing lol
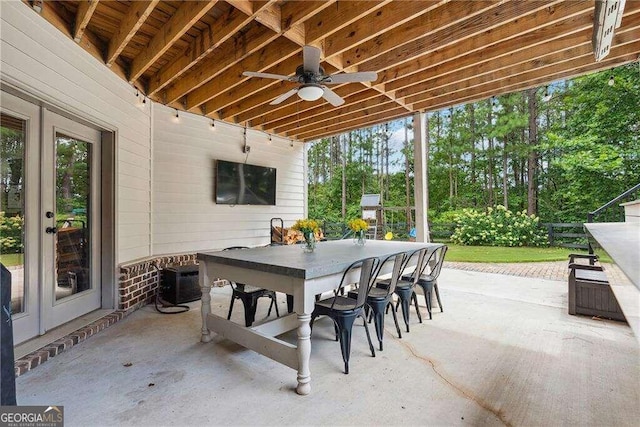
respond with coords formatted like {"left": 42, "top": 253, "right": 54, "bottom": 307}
{"left": 105, "top": 0, "right": 159, "bottom": 67}
{"left": 73, "top": 0, "right": 99, "bottom": 43}
{"left": 383, "top": 3, "right": 594, "bottom": 92}
{"left": 255, "top": 3, "right": 281, "bottom": 34}
{"left": 164, "top": 24, "right": 284, "bottom": 105}
{"left": 184, "top": 36, "right": 299, "bottom": 109}
{"left": 128, "top": 0, "right": 217, "bottom": 83}
{"left": 304, "top": 1, "right": 392, "bottom": 44}
{"left": 322, "top": 0, "right": 443, "bottom": 58}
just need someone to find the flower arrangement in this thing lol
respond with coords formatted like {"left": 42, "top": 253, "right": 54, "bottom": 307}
{"left": 291, "top": 219, "right": 320, "bottom": 234}
{"left": 348, "top": 218, "right": 368, "bottom": 232}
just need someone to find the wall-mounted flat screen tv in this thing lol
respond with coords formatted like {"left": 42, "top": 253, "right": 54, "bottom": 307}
{"left": 215, "top": 160, "right": 276, "bottom": 205}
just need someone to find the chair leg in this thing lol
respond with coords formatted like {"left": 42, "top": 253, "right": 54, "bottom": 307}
{"left": 335, "top": 316, "right": 356, "bottom": 374}
{"left": 412, "top": 292, "right": 423, "bottom": 323}
{"left": 359, "top": 313, "right": 376, "bottom": 358}
{"left": 388, "top": 301, "right": 402, "bottom": 339}
{"left": 227, "top": 295, "right": 236, "bottom": 320}
{"left": 434, "top": 283, "right": 443, "bottom": 312}
{"left": 286, "top": 294, "right": 294, "bottom": 313}
{"left": 418, "top": 282, "right": 433, "bottom": 320}
{"left": 398, "top": 294, "right": 411, "bottom": 332}
{"left": 368, "top": 301, "right": 386, "bottom": 351}
{"left": 240, "top": 294, "right": 259, "bottom": 327}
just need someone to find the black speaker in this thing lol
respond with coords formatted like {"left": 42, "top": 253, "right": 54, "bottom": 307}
{"left": 161, "top": 265, "right": 201, "bottom": 305}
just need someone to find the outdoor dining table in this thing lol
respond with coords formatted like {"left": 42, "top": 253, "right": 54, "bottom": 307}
{"left": 197, "top": 239, "right": 443, "bottom": 395}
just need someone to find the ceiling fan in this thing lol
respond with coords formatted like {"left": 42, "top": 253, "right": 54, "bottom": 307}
{"left": 242, "top": 45, "right": 378, "bottom": 107}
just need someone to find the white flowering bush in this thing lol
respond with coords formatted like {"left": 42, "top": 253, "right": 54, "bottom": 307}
{"left": 450, "top": 205, "right": 547, "bottom": 247}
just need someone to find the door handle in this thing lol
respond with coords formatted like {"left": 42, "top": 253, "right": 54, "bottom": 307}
{"left": 45, "top": 227, "right": 58, "bottom": 234}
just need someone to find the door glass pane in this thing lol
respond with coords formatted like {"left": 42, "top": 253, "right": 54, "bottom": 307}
{"left": 0, "top": 113, "right": 26, "bottom": 314}
{"left": 55, "top": 133, "right": 91, "bottom": 301}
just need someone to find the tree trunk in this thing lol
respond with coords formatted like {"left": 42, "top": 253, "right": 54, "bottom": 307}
{"left": 487, "top": 100, "right": 495, "bottom": 205}
{"left": 468, "top": 104, "right": 477, "bottom": 206}
{"left": 341, "top": 135, "right": 346, "bottom": 220}
{"left": 502, "top": 138, "right": 508, "bottom": 208}
{"left": 527, "top": 87, "right": 539, "bottom": 215}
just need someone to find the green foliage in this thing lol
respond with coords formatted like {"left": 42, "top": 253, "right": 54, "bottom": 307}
{"left": 445, "top": 244, "right": 586, "bottom": 263}
{"left": 0, "top": 211, "right": 24, "bottom": 254}
{"left": 450, "top": 205, "right": 547, "bottom": 247}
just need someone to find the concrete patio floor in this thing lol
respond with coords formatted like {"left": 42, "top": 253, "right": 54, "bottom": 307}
{"left": 15, "top": 268, "right": 639, "bottom": 426}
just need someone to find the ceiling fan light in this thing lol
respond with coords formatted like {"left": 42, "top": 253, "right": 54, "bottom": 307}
{"left": 298, "top": 85, "right": 323, "bottom": 101}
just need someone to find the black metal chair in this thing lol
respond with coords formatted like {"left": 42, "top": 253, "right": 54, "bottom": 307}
{"left": 376, "top": 247, "right": 429, "bottom": 332}
{"left": 224, "top": 246, "right": 279, "bottom": 327}
{"left": 348, "top": 252, "right": 405, "bottom": 350}
{"left": 411, "top": 245, "right": 448, "bottom": 320}
{"left": 310, "top": 257, "right": 380, "bottom": 374}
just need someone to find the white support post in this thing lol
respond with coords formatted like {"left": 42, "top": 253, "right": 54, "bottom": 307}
{"left": 413, "top": 112, "right": 430, "bottom": 242}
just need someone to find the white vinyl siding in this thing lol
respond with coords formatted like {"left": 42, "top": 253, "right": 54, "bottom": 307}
{"left": 152, "top": 104, "right": 305, "bottom": 254}
{"left": 1, "top": 1, "right": 153, "bottom": 263}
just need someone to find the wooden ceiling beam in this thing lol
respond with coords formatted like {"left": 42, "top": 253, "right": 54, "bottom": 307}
{"left": 175, "top": 2, "right": 334, "bottom": 110}
{"left": 73, "top": 0, "right": 99, "bottom": 42}
{"left": 413, "top": 40, "right": 640, "bottom": 112}
{"left": 40, "top": 1, "right": 127, "bottom": 81}
{"left": 186, "top": 36, "right": 300, "bottom": 110}
{"left": 263, "top": 88, "right": 377, "bottom": 131}
{"left": 105, "top": 0, "right": 158, "bottom": 68}
{"left": 147, "top": 8, "right": 253, "bottom": 95}
{"left": 400, "top": 12, "right": 640, "bottom": 103}
{"left": 274, "top": 95, "right": 392, "bottom": 135}
{"left": 163, "top": 23, "right": 282, "bottom": 105}
{"left": 128, "top": 0, "right": 217, "bottom": 83}
{"left": 304, "top": 1, "right": 392, "bottom": 44}
{"left": 322, "top": 0, "right": 441, "bottom": 58}
{"left": 201, "top": 54, "right": 302, "bottom": 113}
{"left": 383, "top": 3, "right": 594, "bottom": 92}
{"left": 294, "top": 106, "right": 409, "bottom": 141}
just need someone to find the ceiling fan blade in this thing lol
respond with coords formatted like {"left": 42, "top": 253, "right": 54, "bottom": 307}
{"left": 243, "top": 71, "right": 291, "bottom": 81}
{"left": 270, "top": 88, "right": 299, "bottom": 105}
{"left": 324, "top": 71, "right": 378, "bottom": 84}
{"left": 322, "top": 86, "right": 345, "bottom": 107}
{"left": 303, "top": 45, "right": 321, "bottom": 74}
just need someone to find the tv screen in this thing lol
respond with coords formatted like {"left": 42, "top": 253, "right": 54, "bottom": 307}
{"left": 216, "top": 160, "right": 276, "bottom": 205}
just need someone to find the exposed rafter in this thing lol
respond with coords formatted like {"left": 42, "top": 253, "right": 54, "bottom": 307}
{"left": 31, "top": 0, "right": 640, "bottom": 141}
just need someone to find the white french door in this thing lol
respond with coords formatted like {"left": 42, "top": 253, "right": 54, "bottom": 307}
{"left": 1, "top": 91, "right": 102, "bottom": 344}
{"left": 41, "top": 110, "right": 101, "bottom": 329}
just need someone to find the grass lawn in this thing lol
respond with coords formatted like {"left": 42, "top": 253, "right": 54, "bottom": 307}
{"left": 444, "top": 244, "right": 592, "bottom": 263}
{"left": 0, "top": 253, "right": 23, "bottom": 267}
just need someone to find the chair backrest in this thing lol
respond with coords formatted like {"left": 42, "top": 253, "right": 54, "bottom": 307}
{"left": 401, "top": 247, "right": 429, "bottom": 286}
{"left": 332, "top": 257, "right": 380, "bottom": 310}
{"left": 421, "top": 245, "right": 448, "bottom": 282}
{"left": 375, "top": 252, "right": 407, "bottom": 297}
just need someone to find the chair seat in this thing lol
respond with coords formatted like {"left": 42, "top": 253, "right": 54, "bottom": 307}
{"left": 235, "top": 284, "right": 272, "bottom": 294}
{"left": 347, "top": 286, "right": 388, "bottom": 301}
{"left": 377, "top": 278, "right": 412, "bottom": 290}
{"left": 316, "top": 295, "right": 359, "bottom": 312}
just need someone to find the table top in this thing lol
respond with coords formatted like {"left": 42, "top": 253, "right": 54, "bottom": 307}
{"left": 197, "top": 240, "right": 443, "bottom": 280}
{"left": 584, "top": 222, "right": 640, "bottom": 290}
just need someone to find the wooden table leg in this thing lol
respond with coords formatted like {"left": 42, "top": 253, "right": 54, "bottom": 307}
{"left": 296, "top": 312, "right": 311, "bottom": 395}
{"left": 199, "top": 263, "right": 212, "bottom": 343}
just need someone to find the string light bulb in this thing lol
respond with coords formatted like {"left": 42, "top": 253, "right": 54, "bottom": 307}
{"left": 608, "top": 75, "right": 615, "bottom": 86}
{"left": 210, "top": 120, "right": 216, "bottom": 130}
{"left": 542, "top": 86, "right": 552, "bottom": 102}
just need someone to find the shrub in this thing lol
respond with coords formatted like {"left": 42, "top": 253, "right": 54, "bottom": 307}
{"left": 0, "top": 211, "right": 24, "bottom": 254}
{"left": 450, "top": 205, "right": 547, "bottom": 247}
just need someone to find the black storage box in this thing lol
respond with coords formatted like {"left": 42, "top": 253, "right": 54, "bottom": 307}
{"left": 161, "top": 265, "right": 201, "bottom": 304}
